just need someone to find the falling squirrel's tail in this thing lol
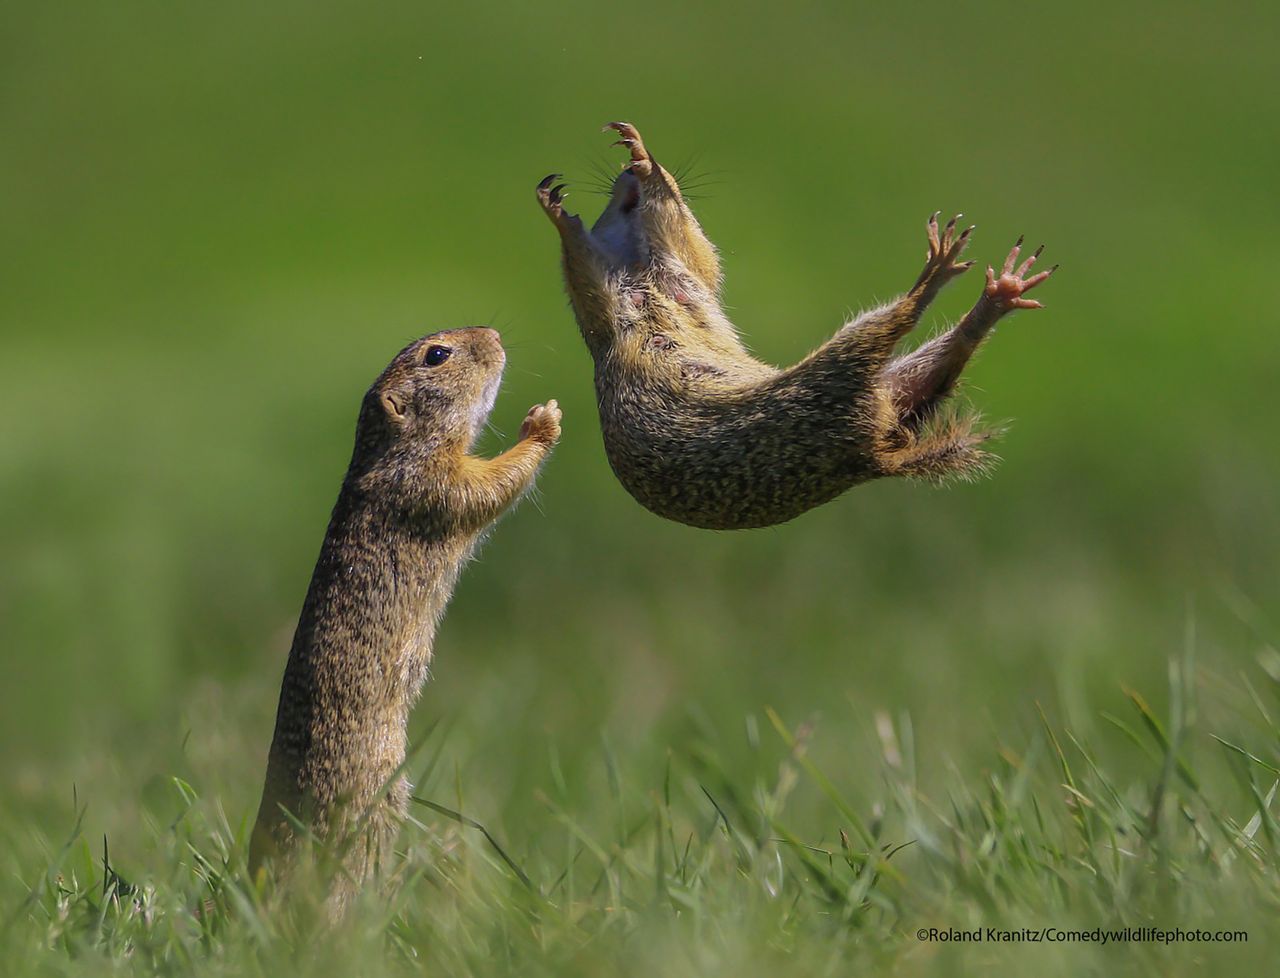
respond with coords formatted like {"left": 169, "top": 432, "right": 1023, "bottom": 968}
{"left": 883, "top": 413, "right": 1001, "bottom": 484}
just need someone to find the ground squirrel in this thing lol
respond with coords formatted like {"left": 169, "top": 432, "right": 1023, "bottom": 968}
{"left": 249, "top": 328, "right": 561, "bottom": 913}
{"left": 537, "top": 122, "right": 1056, "bottom": 530}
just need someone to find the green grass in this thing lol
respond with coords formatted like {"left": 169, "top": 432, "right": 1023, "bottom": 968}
{"left": 7, "top": 653, "right": 1279, "bottom": 975}
{"left": 3, "top": 0, "right": 1278, "bottom": 973}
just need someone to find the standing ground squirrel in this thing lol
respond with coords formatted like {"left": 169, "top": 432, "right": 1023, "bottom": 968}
{"left": 537, "top": 123, "right": 1056, "bottom": 530}
{"left": 249, "top": 327, "right": 561, "bottom": 913}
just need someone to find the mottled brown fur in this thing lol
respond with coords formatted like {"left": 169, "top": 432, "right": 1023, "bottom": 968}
{"left": 537, "top": 123, "right": 1055, "bottom": 529}
{"left": 249, "top": 328, "right": 560, "bottom": 915}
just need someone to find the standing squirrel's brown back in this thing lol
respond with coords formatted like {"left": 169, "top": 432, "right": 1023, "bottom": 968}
{"left": 250, "top": 328, "right": 561, "bottom": 916}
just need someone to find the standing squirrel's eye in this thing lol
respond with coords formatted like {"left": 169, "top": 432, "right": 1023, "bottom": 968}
{"left": 423, "top": 345, "right": 452, "bottom": 367}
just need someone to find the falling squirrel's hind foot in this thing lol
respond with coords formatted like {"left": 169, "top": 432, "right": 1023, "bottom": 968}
{"left": 883, "top": 414, "right": 1001, "bottom": 484}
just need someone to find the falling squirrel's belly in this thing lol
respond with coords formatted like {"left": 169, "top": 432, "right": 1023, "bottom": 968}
{"left": 595, "top": 381, "right": 883, "bottom": 530}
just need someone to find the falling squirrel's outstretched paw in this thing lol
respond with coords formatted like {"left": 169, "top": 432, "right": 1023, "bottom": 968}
{"left": 536, "top": 174, "right": 581, "bottom": 231}
{"left": 536, "top": 174, "right": 567, "bottom": 217}
{"left": 917, "top": 211, "right": 975, "bottom": 288}
{"left": 984, "top": 237, "right": 1058, "bottom": 310}
{"left": 603, "top": 121, "right": 654, "bottom": 177}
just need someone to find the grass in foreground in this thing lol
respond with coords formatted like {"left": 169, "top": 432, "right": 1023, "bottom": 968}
{"left": 7, "top": 650, "right": 1279, "bottom": 978}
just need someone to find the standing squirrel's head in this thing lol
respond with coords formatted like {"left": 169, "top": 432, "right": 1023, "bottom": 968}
{"left": 352, "top": 328, "right": 506, "bottom": 474}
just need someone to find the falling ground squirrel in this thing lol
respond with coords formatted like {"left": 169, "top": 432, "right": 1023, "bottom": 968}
{"left": 249, "top": 327, "right": 561, "bottom": 914}
{"left": 537, "top": 122, "right": 1057, "bottom": 530}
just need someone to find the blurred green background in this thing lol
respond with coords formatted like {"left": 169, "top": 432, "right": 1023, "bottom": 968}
{"left": 2, "top": 0, "right": 1277, "bottom": 908}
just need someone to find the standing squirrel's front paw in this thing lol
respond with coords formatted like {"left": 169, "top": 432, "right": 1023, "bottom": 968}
{"left": 984, "top": 237, "right": 1058, "bottom": 311}
{"left": 915, "top": 211, "right": 975, "bottom": 289}
{"left": 520, "top": 399, "right": 562, "bottom": 447}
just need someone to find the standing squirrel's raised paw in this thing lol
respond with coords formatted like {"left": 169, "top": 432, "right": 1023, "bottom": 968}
{"left": 984, "top": 237, "right": 1057, "bottom": 310}
{"left": 520, "top": 399, "right": 562, "bottom": 446}
{"left": 915, "top": 211, "right": 975, "bottom": 289}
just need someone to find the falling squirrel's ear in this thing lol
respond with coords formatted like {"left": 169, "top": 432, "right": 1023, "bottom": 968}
{"left": 380, "top": 388, "right": 409, "bottom": 423}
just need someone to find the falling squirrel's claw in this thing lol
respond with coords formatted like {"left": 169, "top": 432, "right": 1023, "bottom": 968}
{"left": 1002, "top": 240, "right": 1022, "bottom": 275}
{"left": 926, "top": 211, "right": 948, "bottom": 251}
{"left": 603, "top": 121, "right": 653, "bottom": 174}
{"left": 1015, "top": 244, "right": 1045, "bottom": 279}
{"left": 920, "top": 211, "right": 975, "bottom": 286}
{"left": 537, "top": 174, "right": 575, "bottom": 223}
{"left": 537, "top": 173, "right": 562, "bottom": 205}
{"left": 986, "top": 239, "right": 1057, "bottom": 309}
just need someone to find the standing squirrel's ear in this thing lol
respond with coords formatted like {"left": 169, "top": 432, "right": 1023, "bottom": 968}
{"left": 380, "top": 389, "right": 409, "bottom": 422}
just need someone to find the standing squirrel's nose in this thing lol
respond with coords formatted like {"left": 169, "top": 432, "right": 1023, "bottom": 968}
{"left": 469, "top": 327, "right": 505, "bottom": 364}
{"left": 472, "top": 327, "right": 503, "bottom": 353}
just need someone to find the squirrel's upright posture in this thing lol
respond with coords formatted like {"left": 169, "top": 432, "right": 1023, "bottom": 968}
{"left": 537, "top": 123, "right": 1055, "bottom": 529}
{"left": 250, "top": 328, "right": 561, "bottom": 913}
